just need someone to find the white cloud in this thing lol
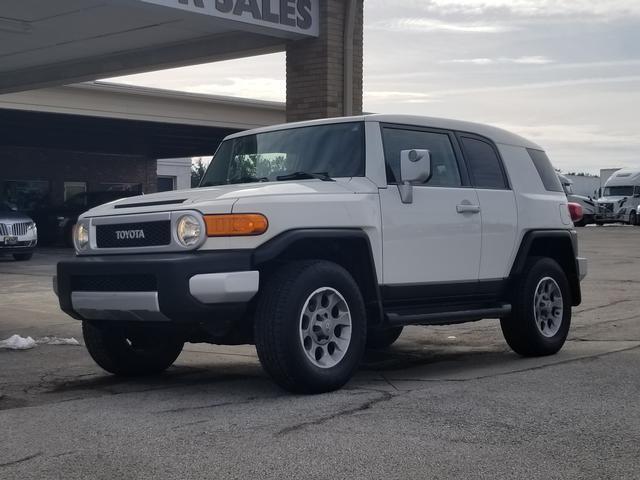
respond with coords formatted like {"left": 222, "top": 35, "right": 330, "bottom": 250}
{"left": 369, "top": 17, "right": 514, "bottom": 34}
{"left": 444, "top": 55, "right": 553, "bottom": 65}
{"left": 181, "top": 77, "right": 285, "bottom": 102}
{"left": 379, "top": 0, "right": 640, "bottom": 18}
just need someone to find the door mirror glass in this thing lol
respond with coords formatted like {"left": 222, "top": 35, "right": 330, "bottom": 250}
{"left": 400, "top": 149, "right": 432, "bottom": 184}
{"left": 398, "top": 149, "right": 432, "bottom": 204}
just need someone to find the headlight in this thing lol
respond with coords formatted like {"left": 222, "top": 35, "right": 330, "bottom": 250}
{"left": 176, "top": 214, "right": 202, "bottom": 247}
{"left": 74, "top": 223, "right": 89, "bottom": 250}
{"left": 27, "top": 222, "right": 37, "bottom": 231}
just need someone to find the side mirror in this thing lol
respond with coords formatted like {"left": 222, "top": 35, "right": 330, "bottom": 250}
{"left": 398, "top": 149, "right": 432, "bottom": 204}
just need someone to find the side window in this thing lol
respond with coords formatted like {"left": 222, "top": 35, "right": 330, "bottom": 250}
{"left": 460, "top": 136, "right": 508, "bottom": 190}
{"left": 527, "top": 148, "right": 563, "bottom": 192}
{"left": 381, "top": 127, "right": 462, "bottom": 187}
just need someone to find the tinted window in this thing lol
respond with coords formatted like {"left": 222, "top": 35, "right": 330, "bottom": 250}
{"left": 460, "top": 137, "right": 508, "bottom": 189}
{"left": 200, "top": 122, "right": 365, "bottom": 187}
{"left": 382, "top": 127, "right": 461, "bottom": 187}
{"left": 527, "top": 149, "right": 563, "bottom": 192}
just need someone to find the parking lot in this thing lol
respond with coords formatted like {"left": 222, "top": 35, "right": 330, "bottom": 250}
{"left": 1, "top": 227, "right": 639, "bottom": 479}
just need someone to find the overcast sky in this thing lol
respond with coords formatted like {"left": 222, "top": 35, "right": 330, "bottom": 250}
{"left": 109, "top": 0, "right": 640, "bottom": 174}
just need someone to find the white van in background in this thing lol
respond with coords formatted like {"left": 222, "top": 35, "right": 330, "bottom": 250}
{"left": 558, "top": 174, "right": 596, "bottom": 226}
{"left": 595, "top": 168, "right": 640, "bottom": 225}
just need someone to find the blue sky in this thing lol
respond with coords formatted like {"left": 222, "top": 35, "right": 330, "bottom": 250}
{"left": 109, "top": 0, "right": 640, "bottom": 174}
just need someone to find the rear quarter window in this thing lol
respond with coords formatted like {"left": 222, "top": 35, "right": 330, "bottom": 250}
{"left": 527, "top": 149, "right": 563, "bottom": 192}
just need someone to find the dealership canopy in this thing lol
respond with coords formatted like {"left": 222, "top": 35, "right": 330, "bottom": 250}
{"left": 0, "top": 0, "right": 319, "bottom": 94}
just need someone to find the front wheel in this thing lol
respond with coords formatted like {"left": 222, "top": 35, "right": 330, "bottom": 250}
{"left": 500, "top": 257, "right": 571, "bottom": 357}
{"left": 82, "top": 322, "right": 184, "bottom": 376}
{"left": 254, "top": 260, "right": 367, "bottom": 394}
{"left": 630, "top": 211, "right": 638, "bottom": 226}
{"left": 13, "top": 253, "right": 33, "bottom": 261}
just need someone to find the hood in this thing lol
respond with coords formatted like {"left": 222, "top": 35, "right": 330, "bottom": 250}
{"left": 597, "top": 196, "right": 627, "bottom": 204}
{"left": 82, "top": 179, "right": 377, "bottom": 217}
{"left": 0, "top": 211, "right": 33, "bottom": 222}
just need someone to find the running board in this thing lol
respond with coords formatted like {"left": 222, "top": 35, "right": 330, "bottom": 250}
{"left": 386, "top": 304, "right": 512, "bottom": 327}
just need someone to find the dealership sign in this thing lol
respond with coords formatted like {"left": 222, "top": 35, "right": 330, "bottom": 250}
{"left": 141, "top": 0, "right": 319, "bottom": 37}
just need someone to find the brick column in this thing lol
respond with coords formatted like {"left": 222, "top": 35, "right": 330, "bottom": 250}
{"left": 286, "top": 0, "right": 364, "bottom": 122}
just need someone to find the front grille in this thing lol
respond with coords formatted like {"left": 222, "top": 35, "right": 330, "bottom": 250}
{"left": 96, "top": 221, "right": 171, "bottom": 248}
{"left": 601, "top": 203, "right": 614, "bottom": 213}
{"left": 71, "top": 274, "right": 157, "bottom": 292}
{"left": 0, "top": 223, "right": 32, "bottom": 236}
{"left": 11, "top": 222, "right": 31, "bottom": 236}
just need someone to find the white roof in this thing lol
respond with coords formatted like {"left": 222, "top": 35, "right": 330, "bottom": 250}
{"left": 605, "top": 168, "right": 640, "bottom": 186}
{"left": 226, "top": 114, "right": 544, "bottom": 150}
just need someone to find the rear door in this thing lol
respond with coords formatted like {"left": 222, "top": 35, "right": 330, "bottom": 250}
{"left": 457, "top": 134, "right": 517, "bottom": 280}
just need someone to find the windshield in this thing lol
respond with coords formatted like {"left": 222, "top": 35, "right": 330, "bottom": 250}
{"left": 603, "top": 186, "right": 634, "bottom": 197}
{"left": 200, "top": 122, "right": 365, "bottom": 187}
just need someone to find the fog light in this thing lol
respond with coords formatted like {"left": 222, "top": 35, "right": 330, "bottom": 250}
{"left": 74, "top": 223, "right": 89, "bottom": 251}
{"left": 176, "top": 215, "right": 202, "bottom": 247}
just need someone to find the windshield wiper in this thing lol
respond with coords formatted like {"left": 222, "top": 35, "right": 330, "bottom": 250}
{"left": 276, "top": 172, "right": 335, "bottom": 182}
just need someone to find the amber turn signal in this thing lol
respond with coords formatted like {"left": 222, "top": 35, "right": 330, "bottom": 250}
{"left": 204, "top": 214, "right": 268, "bottom": 237}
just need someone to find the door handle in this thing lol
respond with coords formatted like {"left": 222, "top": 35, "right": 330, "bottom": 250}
{"left": 456, "top": 204, "right": 481, "bottom": 214}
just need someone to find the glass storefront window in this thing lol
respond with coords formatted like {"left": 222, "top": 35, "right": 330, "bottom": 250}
{"left": 1, "top": 180, "right": 50, "bottom": 212}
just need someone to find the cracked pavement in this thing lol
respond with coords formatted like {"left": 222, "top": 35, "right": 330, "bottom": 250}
{"left": 1, "top": 228, "right": 640, "bottom": 479}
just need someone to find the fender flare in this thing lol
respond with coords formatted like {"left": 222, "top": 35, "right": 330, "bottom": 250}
{"left": 252, "top": 228, "right": 384, "bottom": 324}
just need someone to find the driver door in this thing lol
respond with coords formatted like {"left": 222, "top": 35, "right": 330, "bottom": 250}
{"left": 378, "top": 124, "right": 481, "bottom": 288}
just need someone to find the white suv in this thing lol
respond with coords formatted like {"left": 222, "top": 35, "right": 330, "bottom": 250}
{"left": 55, "top": 115, "right": 587, "bottom": 393}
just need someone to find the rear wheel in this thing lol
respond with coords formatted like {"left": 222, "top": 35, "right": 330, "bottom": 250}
{"left": 501, "top": 257, "right": 571, "bottom": 357}
{"left": 366, "top": 326, "right": 403, "bottom": 349}
{"left": 82, "top": 322, "right": 184, "bottom": 376}
{"left": 254, "top": 260, "right": 367, "bottom": 394}
{"left": 13, "top": 253, "right": 33, "bottom": 261}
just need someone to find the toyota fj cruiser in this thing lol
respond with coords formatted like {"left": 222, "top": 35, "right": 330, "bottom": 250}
{"left": 55, "top": 115, "right": 587, "bottom": 393}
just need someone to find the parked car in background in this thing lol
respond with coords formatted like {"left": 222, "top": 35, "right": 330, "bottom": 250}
{"left": 34, "top": 191, "right": 139, "bottom": 246}
{"left": 0, "top": 201, "right": 38, "bottom": 261}
{"left": 558, "top": 174, "right": 596, "bottom": 226}
{"left": 595, "top": 168, "right": 640, "bottom": 226}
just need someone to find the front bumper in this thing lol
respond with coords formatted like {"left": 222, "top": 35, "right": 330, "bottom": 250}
{"left": 56, "top": 251, "right": 259, "bottom": 326}
{"left": 0, "top": 240, "right": 37, "bottom": 254}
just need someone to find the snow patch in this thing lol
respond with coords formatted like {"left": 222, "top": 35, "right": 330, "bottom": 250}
{"left": 0, "top": 335, "right": 81, "bottom": 350}
{"left": 37, "top": 336, "right": 80, "bottom": 346}
{"left": 0, "top": 334, "right": 36, "bottom": 350}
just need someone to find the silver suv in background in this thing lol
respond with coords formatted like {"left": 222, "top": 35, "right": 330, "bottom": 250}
{"left": 558, "top": 174, "right": 596, "bottom": 226}
{"left": 0, "top": 201, "right": 38, "bottom": 261}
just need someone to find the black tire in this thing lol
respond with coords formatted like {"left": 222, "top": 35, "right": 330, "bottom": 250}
{"left": 630, "top": 211, "right": 637, "bottom": 226}
{"left": 254, "top": 260, "right": 367, "bottom": 394}
{"left": 13, "top": 253, "right": 33, "bottom": 261}
{"left": 500, "top": 257, "right": 571, "bottom": 357}
{"left": 595, "top": 222, "right": 604, "bottom": 226}
{"left": 82, "top": 322, "right": 184, "bottom": 376}
{"left": 366, "top": 326, "right": 403, "bottom": 349}
{"left": 573, "top": 219, "right": 586, "bottom": 227}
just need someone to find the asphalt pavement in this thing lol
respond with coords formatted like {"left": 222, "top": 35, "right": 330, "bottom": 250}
{"left": 0, "top": 228, "right": 639, "bottom": 479}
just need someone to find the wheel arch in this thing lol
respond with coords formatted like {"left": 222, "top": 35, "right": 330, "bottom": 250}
{"left": 509, "top": 230, "right": 581, "bottom": 306}
{"left": 252, "top": 229, "right": 384, "bottom": 325}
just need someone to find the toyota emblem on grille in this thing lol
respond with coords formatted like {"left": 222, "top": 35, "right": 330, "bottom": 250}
{"left": 115, "top": 229, "right": 146, "bottom": 240}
